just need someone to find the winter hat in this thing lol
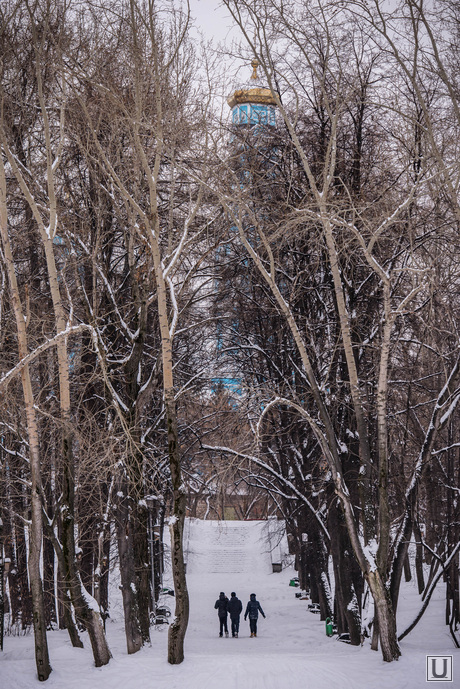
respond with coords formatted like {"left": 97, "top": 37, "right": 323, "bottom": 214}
{"left": 231, "top": 592, "right": 236, "bottom": 597}
{"left": 250, "top": 593, "right": 256, "bottom": 599}
{"left": 219, "top": 592, "right": 225, "bottom": 596}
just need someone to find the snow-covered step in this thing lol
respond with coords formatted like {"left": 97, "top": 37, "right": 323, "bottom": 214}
{"left": 185, "top": 519, "right": 272, "bottom": 576}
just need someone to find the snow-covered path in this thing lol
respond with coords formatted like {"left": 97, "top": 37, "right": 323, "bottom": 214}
{"left": 0, "top": 519, "right": 456, "bottom": 688}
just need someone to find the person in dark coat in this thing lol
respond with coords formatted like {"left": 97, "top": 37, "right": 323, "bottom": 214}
{"left": 227, "top": 591, "right": 243, "bottom": 637}
{"left": 214, "top": 592, "right": 229, "bottom": 637}
{"left": 244, "top": 592, "right": 266, "bottom": 637}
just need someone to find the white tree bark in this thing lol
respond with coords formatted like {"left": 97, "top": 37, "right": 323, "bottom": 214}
{"left": 0, "top": 151, "right": 52, "bottom": 682}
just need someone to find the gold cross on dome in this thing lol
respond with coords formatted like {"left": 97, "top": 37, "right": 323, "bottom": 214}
{"left": 251, "top": 59, "right": 259, "bottom": 80}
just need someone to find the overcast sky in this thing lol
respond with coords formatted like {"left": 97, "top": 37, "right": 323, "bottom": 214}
{"left": 187, "top": 0, "right": 251, "bottom": 113}
{"left": 188, "top": 0, "right": 236, "bottom": 46}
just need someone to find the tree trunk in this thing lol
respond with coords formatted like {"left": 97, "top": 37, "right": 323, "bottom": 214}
{"left": 69, "top": 573, "right": 112, "bottom": 667}
{"left": 403, "top": 552, "right": 412, "bottom": 583}
{"left": 148, "top": 166, "right": 190, "bottom": 661}
{"left": 60, "top": 584, "right": 83, "bottom": 648}
{"left": 367, "top": 570, "right": 401, "bottom": 661}
{"left": 99, "top": 535, "right": 111, "bottom": 619}
{"left": 371, "top": 615, "right": 379, "bottom": 652}
{"left": 43, "top": 533, "right": 57, "bottom": 630}
{"left": 154, "top": 504, "right": 166, "bottom": 603}
{"left": 0, "top": 167, "right": 52, "bottom": 680}
{"left": 329, "top": 502, "right": 363, "bottom": 644}
{"left": 133, "top": 502, "right": 151, "bottom": 643}
{"left": 7, "top": 505, "right": 33, "bottom": 630}
{"left": 165, "top": 394, "right": 189, "bottom": 665}
{"left": 115, "top": 483, "right": 143, "bottom": 655}
{"left": 413, "top": 521, "right": 425, "bottom": 594}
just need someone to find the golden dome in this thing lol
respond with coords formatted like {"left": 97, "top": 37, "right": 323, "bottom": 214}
{"left": 227, "top": 59, "right": 277, "bottom": 109}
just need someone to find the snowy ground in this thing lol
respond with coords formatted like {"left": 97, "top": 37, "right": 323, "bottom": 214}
{"left": 0, "top": 519, "right": 457, "bottom": 688}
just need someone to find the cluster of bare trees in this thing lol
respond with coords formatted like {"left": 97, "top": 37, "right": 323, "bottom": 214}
{"left": 0, "top": 0, "right": 222, "bottom": 677}
{"left": 0, "top": 0, "right": 459, "bottom": 680}
{"left": 204, "top": 0, "right": 460, "bottom": 663}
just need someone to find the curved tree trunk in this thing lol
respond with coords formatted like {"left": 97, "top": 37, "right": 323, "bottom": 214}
{"left": 0, "top": 164, "right": 52, "bottom": 680}
{"left": 69, "top": 573, "right": 112, "bottom": 667}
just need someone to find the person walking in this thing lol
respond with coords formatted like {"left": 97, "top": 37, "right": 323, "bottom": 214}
{"left": 214, "top": 592, "right": 229, "bottom": 637}
{"left": 227, "top": 592, "right": 243, "bottom": 637}
{"left": 244, "top": 592, "right": 266, "bottom": 637}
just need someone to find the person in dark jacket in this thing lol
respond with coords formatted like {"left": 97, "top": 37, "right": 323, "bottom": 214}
{"left": 244, "top": 592, "right": 266, "bottom": 637}
{"left": 214, "top": 592, "right": 229, "bottom": 637}
{"left": 227, "top": 592, "right": 243, "bottom": 637}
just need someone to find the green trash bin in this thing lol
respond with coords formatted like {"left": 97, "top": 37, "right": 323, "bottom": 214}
{"left": 325, "top": 617, "right": 334, "bottom": 637}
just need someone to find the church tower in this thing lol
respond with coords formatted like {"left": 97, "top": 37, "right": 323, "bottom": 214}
{"left": 227, "top": 59, "right": 277, "bottom": 127}
{"left": 210, "top": 61, "right": 279, "bottom": 398}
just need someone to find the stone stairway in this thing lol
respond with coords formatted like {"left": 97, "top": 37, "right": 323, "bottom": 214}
{"left": 186, "top": 520, "right": 271, "bottom": 576}
{"left": 206, "top": 524, "right": 250, "bottom": 573}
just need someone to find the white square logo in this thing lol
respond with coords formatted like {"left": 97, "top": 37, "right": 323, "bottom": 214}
{"left": 426, "top": 656, "right": 453, "bottom": 682}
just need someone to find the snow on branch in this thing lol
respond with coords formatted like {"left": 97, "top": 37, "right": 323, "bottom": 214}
{"left": 0, "top": 324, "right": 89, "bottom": 392}
{"left": 201, "top": 443, "right": 330, "bottom": 540}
